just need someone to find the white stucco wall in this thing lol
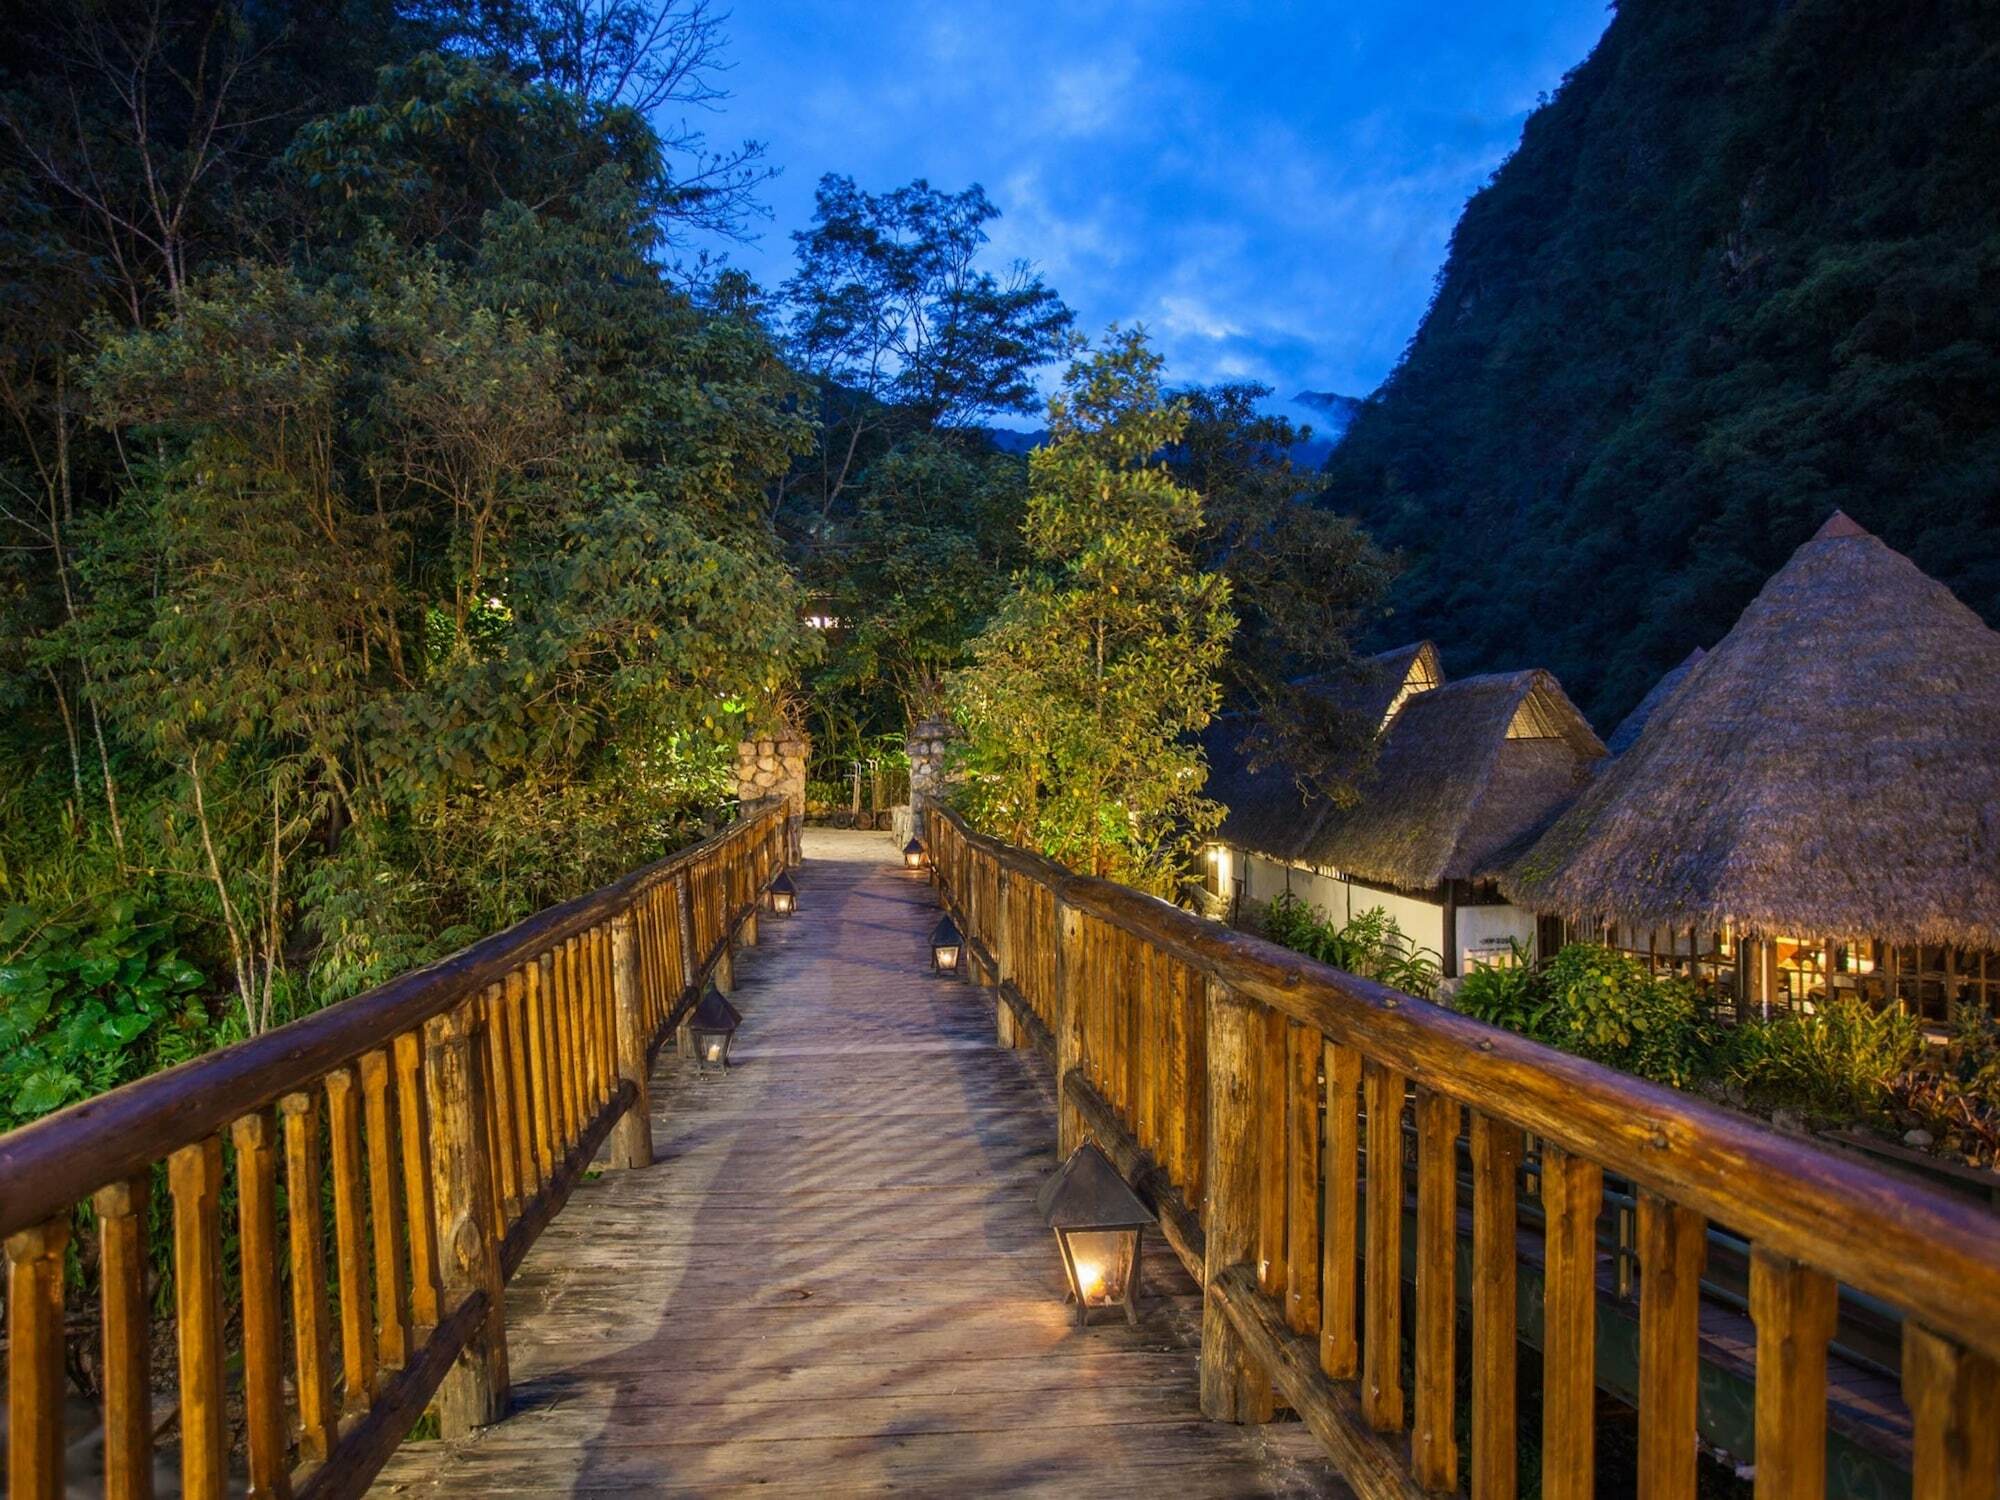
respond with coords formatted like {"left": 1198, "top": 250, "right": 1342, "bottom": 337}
{"left": 1457, "top": 903, "right": 1539, "bottom": 971}
{"left": 1235, "top": 850, "right": 1448, "bottom": 967}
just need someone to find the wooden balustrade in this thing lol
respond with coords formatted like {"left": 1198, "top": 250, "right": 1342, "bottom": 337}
{"left": 0, "top": 800, "right": 788, "bottom": 1500}
{"left": 926, "top": 805, "right": 2000, "bottom": 1500}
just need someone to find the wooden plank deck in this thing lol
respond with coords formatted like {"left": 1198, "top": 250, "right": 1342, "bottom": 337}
{"left": 371, "top": 829, "right": 1342, "bottom": 1497}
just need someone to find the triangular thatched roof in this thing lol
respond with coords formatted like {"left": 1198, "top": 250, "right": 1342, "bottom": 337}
{"left": 1503, "top": 514, "right": 2000, "bottom": 948}
{"left": 1606, "top": 648, "right": 1704, "bottom": 755}
{"left": 1298, "top": 670, "right": 1604, "bottom": 890}
{"left": 1203, "top": 642, "right": 1440, "bottom": 862}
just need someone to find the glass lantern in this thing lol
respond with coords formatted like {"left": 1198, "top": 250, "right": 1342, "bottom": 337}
{"left": 930, "top": 915, "right": 964, "bottom": 975}
{"left": 767, "top": 870, "right": 798, "bottom": 915}
{"left": 1035, "top": 1142, "right": 1156, "bottom": 1326}
{"left": 903, "top": 836, "right": 928, "bottom": 870}
{"left": 687, "top": 983, "right": 743, "bottom": 1072}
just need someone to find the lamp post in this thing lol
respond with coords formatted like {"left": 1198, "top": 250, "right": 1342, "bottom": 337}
{"left": 767, "top": 870, "right": 798, "bottom": 915}
{"left": 1035, "top": 1143, "right": 1156, "bottom": 1326}
{"left": 686, "top": 983, "right": 742, "bottom": 1072}
{"left": 930, "top": 915, "right": 964, "bottom": 975}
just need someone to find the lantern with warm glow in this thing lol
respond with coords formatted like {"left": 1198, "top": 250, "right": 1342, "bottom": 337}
{"left": 767, "top": 870, "right": 798, "bottom": 915}
{"left": 686, "top": 983, "right": 742, "bottom": 1072}
{"left": 1035, "top": 1143, "right": 1156, "bottom": 1326}
{"left": 903, "top": 837, "right": 928, "bottom": 870}
{"left": 930, "top": 915, "right": 964, "bottom": 975}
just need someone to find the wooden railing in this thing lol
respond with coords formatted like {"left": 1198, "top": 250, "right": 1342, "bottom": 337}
{"left": 1, "top": 799, "right": 788, "bottom": 1499}
{"left": 925, "top": 805, "right": 2000, "bottom": 1500}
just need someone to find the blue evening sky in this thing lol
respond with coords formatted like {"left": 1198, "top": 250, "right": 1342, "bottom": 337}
{"left": 693, "top": 1, "right": 1611, "bottom": 431}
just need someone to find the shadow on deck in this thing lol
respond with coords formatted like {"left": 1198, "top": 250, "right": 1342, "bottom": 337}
{"left": 370, "top": 829, "right": 1341, "bottom": 1497}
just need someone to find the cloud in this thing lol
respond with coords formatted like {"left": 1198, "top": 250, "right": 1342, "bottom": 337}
{"left": 690, "top": 0, "right": 1611, "bottom": 408}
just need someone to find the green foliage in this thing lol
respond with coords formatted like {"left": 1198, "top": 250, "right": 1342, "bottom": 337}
{"left": 0, "top": 902, "right": 213, "bottom": 1132}
{"left": 949, "top": 330, "right": 1233, "bottom": 893}
{"left": 1452, "top": 943, "right": 1712, "bottom": 1087}
{"left": 0, "top": 1, "right": 809, "bottom": 1070}
{"left": 1719, "top": 999, "right": 1925, "bottom": 1123}
{"left": 1258, "top": 892, "right": 1442, "bottom": 1000}
{"left": 1323, "top": 0, "right": 2000, "bottom": 726}
{"left": 1450, "top": 942, "right": 1542, "bottom": 1031}
{"left": 1169, "top": 382, "right": 1396, "bottom": 802}
{"left": 777, "top": 175, "right": 1073, "bottom": 759}
{"left": 1539, "top": 945, "right": 1712, "bottom": 1086}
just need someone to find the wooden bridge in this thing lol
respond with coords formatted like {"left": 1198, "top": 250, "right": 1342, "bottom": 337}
{"left": 3, "top": 803, "right": 1998, "bottom": 1499}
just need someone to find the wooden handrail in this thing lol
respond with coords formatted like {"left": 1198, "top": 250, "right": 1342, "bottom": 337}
{"left": 0, "top": 800, "right": 783, "bottom": 1237}
{"left": 926, "top": 804, "right": 2000, "bottom": 1500}
{"left": 2, "top": 798, "right": 790, "bottom": 1500}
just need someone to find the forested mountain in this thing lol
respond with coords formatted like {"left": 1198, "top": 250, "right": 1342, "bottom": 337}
{"left": 1321, "top": 0, "right": 2000, "bottom": 726}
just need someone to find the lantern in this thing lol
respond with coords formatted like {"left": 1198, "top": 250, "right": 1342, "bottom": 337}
{"left": 767, "top": 869, "right": 798, "bottom": 915}
{"left": 903, "top": 837, "right": 928, "bottom": 870}
{"left": 1035, "top": 1143, "right": 1156, "bottom": 1326}
{"left": 686, "top": 983, "right": 742, "bottom": 1072}
{"left": 930, "top": 915, "right": 964, "bottom": 975}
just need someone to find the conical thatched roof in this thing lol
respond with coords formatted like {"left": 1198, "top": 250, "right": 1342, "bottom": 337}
{"left": 1298, "top": 670, "right": 1604, "bottom": 890}
{"left": 1503, "top": 514, "right": 2000, "bottom": 948}
{"left": 1606, "top": 648, "right": 1704, "bottom": 755}
{"left": 1203, "top": 642, "right": 1441, "bottom": 862}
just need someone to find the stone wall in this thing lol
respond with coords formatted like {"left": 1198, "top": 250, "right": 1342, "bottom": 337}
{"left": 906, "top": 716, "right": 958, "bottom": 825}
{"left": 735, "top": 730, "right": 807, "bottom": 855}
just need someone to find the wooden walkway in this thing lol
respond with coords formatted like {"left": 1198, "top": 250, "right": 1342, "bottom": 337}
{"left": 372, "top": 829, "right": 1341, "bottom": 1497}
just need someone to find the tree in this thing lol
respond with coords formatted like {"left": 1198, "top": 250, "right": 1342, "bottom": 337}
{"left": 1168, "top": 382, "right": 1395, "bottom": 805}
{"left": 777, "top": 175, "right": 1074, "bottom": 540}
{"left": 950, "top": 330, "right": 1233, "bottom": 892}
{"left": 804, "top": 434, "right": 1028, "bottom": 749}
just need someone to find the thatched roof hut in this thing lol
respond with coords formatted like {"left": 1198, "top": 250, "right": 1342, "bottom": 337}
{"left": 1204, "top": 642, "right": 1441, "bottom": 862}
{"left": 1298, "top": 670, "right": 1604, "bottom": 890}
{"left": 1606, "top": 648, "right": 1704, "bottom": 755}
{"left": 1503, "top": 514, "right": 2000, "bottom": 949}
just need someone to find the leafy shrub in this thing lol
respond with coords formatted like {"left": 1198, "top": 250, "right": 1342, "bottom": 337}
{"left": 1541, "top": 945, "right": 1712, "bottom": 1086}
{"left": 0, "top": 901, "right": 213, "bottom": 1131}
{"left": 1260, "top": 892, "right": 1442, "bottom": 999}
{"left": 1451, "top": 942, "right": 1549, "bottom": 1036}
{"left": 1453, "top": 942, "right": 1712, "bottom": 1087}
{"left": 1719, "top": 998, "right": 1924, "bottom": 1124}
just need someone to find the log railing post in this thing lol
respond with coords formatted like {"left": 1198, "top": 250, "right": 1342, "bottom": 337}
{"left": 1749, "top": 1248, "right": 1839, "bottom": 1500}
{"left": 424, "top": 1003, "right": 509, "bottom": 1436}
{"left": 6, "top": 1215, "right": 69, "bottom": 1500}
{"left": 229, "top": 1111, "right": 290, "bottom": 1499}
{"left": 1199, "top": 978, "right": 1275, "bottom": 1424}
{"left": 93, "top": 1178, "right": 152, "bottom": 1500}
{"left": 167, "top": 1138, "right": 228, "bottom": 1499}
{"left": 674, "top": 870, "right": 699, "bottom": 1056}
{"left": 610, "top": 908, "right": 654, "bottom": 1171}
{"left": 1054, "top": 896, "right": 1086, "bottom": 1156}
{"left": 993, "top": 869, "right": 1018, "bottom": 1048}
{"left": 1902, "top": 1322, "right": 2000, "bottom": 1500}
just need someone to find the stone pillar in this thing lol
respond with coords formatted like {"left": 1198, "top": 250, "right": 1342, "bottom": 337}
{"left": 735, "top": 727, "right": 809, "bottom": 862}
{"left": 905, "top": 716, "right": 959, "bottom": 827}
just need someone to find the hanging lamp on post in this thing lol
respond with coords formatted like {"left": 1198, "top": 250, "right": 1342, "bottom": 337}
{"left": 930, "top": 915, "right": 964, "bottom": 975}
{"left": 686, "top": 982, "right": 743, "bottom": 1072}
{"left": 767, "top": 869, "right": 798, "bottom": 915}
{"left": 1035, "top": 1143, "right": 1156, "bottom": 1326}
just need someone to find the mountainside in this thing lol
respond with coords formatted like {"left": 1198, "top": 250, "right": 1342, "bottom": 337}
{"left": 1320, "top": 0, "right": 2000, "bottom": 727}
